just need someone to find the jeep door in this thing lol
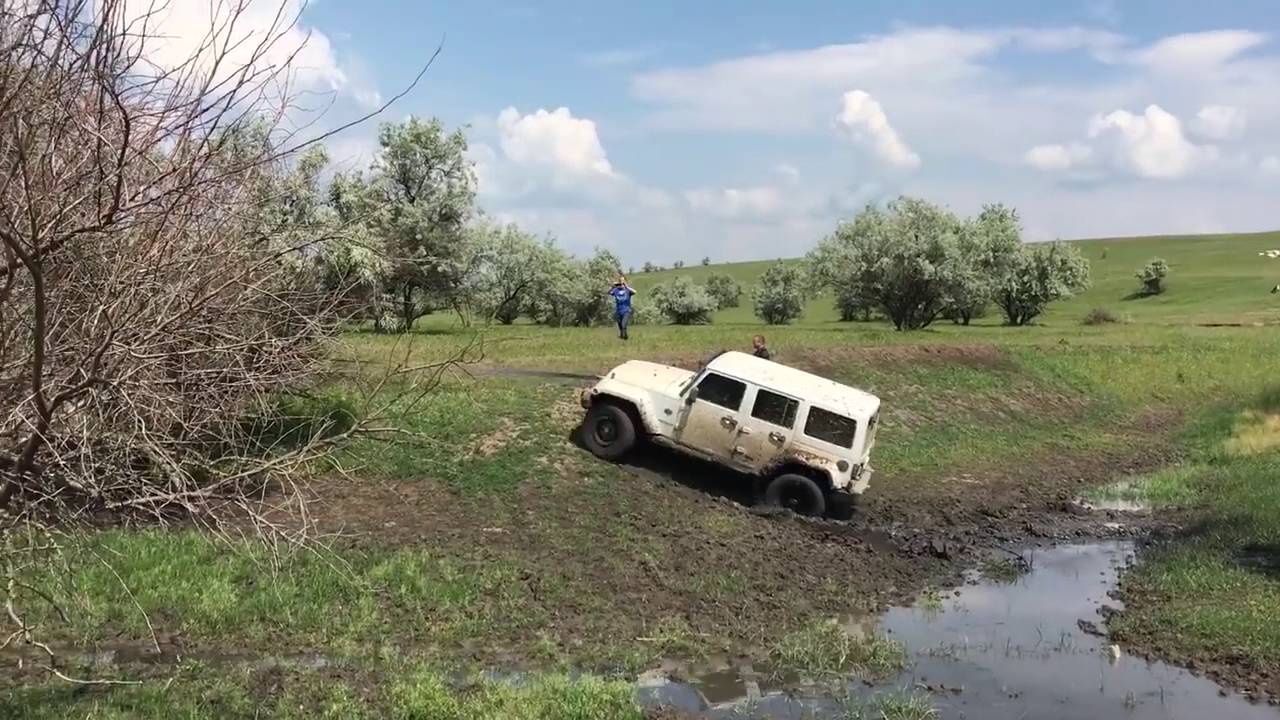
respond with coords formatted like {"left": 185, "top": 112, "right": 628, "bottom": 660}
{"left": 728, "top": 386, "right": 800, "bottom": 471}
{"left": 675, "top": 371, "right": 747, "bottom": 460}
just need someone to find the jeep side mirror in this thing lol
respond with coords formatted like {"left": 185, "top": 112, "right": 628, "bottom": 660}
{"left": 685, "top": 387, "right": 699, "bottom": 405}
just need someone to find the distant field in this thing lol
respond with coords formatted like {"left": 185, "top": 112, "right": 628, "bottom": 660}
{"left": 631, "top": 230, "right": 1280, "bottom": 326}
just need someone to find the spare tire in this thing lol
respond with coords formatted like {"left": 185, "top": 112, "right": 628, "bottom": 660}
{"left": 764, "top": 473, "right": 826, "bottom": 517}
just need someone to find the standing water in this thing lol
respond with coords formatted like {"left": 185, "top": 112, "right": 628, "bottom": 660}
{"left": 639, "top": 542, "right": 1279, "bottom": 719}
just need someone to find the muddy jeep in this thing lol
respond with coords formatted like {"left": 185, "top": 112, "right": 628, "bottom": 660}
{"left": 577, "top": 351, "right": 881, "bottom": 518}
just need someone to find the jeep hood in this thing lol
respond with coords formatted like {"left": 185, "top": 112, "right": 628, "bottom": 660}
{"left": 605, "top": 360, "right": 695, "bottom": 393}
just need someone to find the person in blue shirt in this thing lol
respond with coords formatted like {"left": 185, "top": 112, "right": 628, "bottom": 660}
{"left": 609, "top": 275, "right": 636, "bottom": 340}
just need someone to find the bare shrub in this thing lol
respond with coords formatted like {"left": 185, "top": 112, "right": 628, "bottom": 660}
{"left": 0, "top": 0, "right": 441, "bottom": 677}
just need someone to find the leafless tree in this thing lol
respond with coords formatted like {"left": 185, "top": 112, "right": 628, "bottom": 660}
{"left": 0, "top": 0, "right": 450, "bottom": 680}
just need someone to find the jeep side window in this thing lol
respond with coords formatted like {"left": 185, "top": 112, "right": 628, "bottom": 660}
{"left": 804, "top": 406, "right": 857, "bottom": 448}
{"left": 751, "top": 388, "right": 799, "bottom": 428}
{"left": 695, "top": 373, "right": 746, "bottom": 411}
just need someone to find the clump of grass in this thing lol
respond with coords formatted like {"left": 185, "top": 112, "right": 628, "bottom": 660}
{"left": 918, "top": 587, "right": 943, "bottom": 611}
{"left": 837, "top": 690, "right": 938, "bottom": 720}
{"left": 1224, "top": 410, "right": 1280, "bottom": 456}
{"left": 1084, "top": 466, "right": 1203, "bottom": 508}
{"left": 980, "top": 556, "right": 1029, "bottom": 584}
{"left": 874, "top": 692, "right": 940, "bottom": 720}
{"left": 390, "top": 669, "right": 641, "bottom": 720}
{"left": 769, "top": 620, "right": 905, "bottom": 682}
{"left": 1082, "top": 308, "right": 1120, "bottom": 326}
{"left": 635, "top": 615, "right": 707, "bottom": 662}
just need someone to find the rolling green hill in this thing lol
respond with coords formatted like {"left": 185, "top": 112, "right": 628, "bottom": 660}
{"left": 632, "top": 230, "right": 1280, "bottom": 326}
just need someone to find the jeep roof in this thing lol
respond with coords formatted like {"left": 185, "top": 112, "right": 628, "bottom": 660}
{"left": 702, "top": 351, "right": 879, "bottom": 419}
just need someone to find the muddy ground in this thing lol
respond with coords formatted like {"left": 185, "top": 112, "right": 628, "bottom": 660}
{"left": 15, "top": 343, "right": 1236, "bottom": 718}
{"left": 290, "top": 386, "right": 1181, "bottom": 673}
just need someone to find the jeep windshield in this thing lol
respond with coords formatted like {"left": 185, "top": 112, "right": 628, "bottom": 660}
{"left": 678, "top": 349, "right": 728, "bottom": 397}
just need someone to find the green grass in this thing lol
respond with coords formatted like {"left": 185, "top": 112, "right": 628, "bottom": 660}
{"left": 336, "top": 378, "right": 571, "bottom": 492}
{"left": 26, "top": 531, "right": 539, "bottom": 651}
{"left": 1084, "top": 465, "right": 1205, "bottom": 507}
{"left": 389, "top": 669, "right": 639, "bottom": 720}
{"left": 769, "top": 620, "right": 905, "bottom": 682}
{"left": 1108, "top": 386, "right": 1280, "bottom": 676}
{"left": 3, "top": 666, "right": 641, "bottom": 720}
{"left": 837, "top": 691, "right": 939, "bottom": 720}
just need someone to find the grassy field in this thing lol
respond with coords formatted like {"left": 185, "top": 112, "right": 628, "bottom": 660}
{"left": 633, "top": 230, "right": 1280, "bottom": 326}
{"left": 8, "top": 229, "right": 1280, "bottom": 716}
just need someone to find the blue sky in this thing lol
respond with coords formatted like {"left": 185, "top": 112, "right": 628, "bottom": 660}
{"left": 174, "top": 1, "right": 1280, "bottom": 264}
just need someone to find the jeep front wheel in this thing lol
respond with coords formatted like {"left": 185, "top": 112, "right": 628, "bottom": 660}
{"left": 764, "top": 474, "right": 826, "bottom": 517}
{"left": 582, "top": 403, "right": 637, "bottom": 460}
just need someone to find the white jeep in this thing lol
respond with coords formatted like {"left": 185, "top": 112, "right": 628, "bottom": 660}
{"left": 577, "top": 350, "right": 881, "bottom": 518}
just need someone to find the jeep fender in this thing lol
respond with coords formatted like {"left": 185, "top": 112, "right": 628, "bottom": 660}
{"left": 582, "top": 389, "right": 659, "bottom": 435}
{"left": 766, "top": 457, "right": 839, "bottom": 493}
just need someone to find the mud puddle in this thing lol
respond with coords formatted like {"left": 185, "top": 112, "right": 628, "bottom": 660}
{"left": 640, "top": 542, "right": 1279, "bottom": 719}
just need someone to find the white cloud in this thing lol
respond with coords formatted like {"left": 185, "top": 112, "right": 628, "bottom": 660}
{"left": 1132, "top": 30, "right": 1268, "bottom": 74}
{"left": 1023, "top": 143, "right": 1094, "bottom": 171}
{"left": 684, "top": 187, "right": 784, "bottom": 219}
{"left": 834, "top": 90, "right": 920, "bottom": 169}
{"left": 632, "top": 26, "right": 1124, "bottom": 134}
{"left": 774, "top": 164, "right": 801, "bottom": 185}
{"left": 495, "top": 107, "right": 617, "bottom": 184}
{"left": 475, "top": 25, "right": 1280, "bottom": 264}
{"left": 1194, "top": 105, "right": 1246, "bottom": 140}
{"left": 1087, "top": 105, "right": 1209, "bottom": 179}
{"left": 120, "top": 0, "right": 377, "bottom": 108}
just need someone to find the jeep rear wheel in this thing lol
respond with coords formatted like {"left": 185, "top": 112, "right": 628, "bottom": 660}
{"left": 764, "top": 474, "right": 826, "bottom": 517}
{"left": 582, "top": 403, "right": 637, "bottom": 460}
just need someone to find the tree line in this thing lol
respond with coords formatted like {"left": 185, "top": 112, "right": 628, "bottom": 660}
{"left": 284, "top": 121, "right": 1092, "bottom": 334}
{"left": 646, "top": 198, "right": 1092, "bottom": 329}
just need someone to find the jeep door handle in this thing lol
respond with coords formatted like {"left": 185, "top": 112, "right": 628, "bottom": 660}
{"left": 768, "top": 432, "right": 786, "bottom": 444}
{"left": 720, "top": 416, "right": 737, "bottom": 429}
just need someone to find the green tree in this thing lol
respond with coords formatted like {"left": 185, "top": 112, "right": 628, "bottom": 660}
{"left": 652, "top": 276, "right": 717, "bottom": 324}
{"left": 367, "top": 117, "right": 477, "bottom": 331}
{"left": 703, "top": 273, "right": 742, "bottom": 309}
{"left": 942, "top": 204, "right": 1023, "bottom": 325}
{"left": 808, "top": 197, "right": 970, "bottom": 331}
{"left": 530, "top": 248, "right": 622, "bottom": 327}
{"left": 464, "top": 222, "right": 559, "bottom": 325}
{"left": 753, "top": 262, "right": 806, "bottom": 325}
{"left": 996, "top": 243, "right": 1092, "bottom": 326}
{"left": 1136, "top": 257, "right": 1170, "bottom": 296}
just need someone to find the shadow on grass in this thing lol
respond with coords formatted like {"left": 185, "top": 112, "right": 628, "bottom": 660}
{"left": 1122, "top": 289, "right": 1161, "bottom": 302}
{"left": 1235, "top": 543, "right": 1280, "bottom": 579}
